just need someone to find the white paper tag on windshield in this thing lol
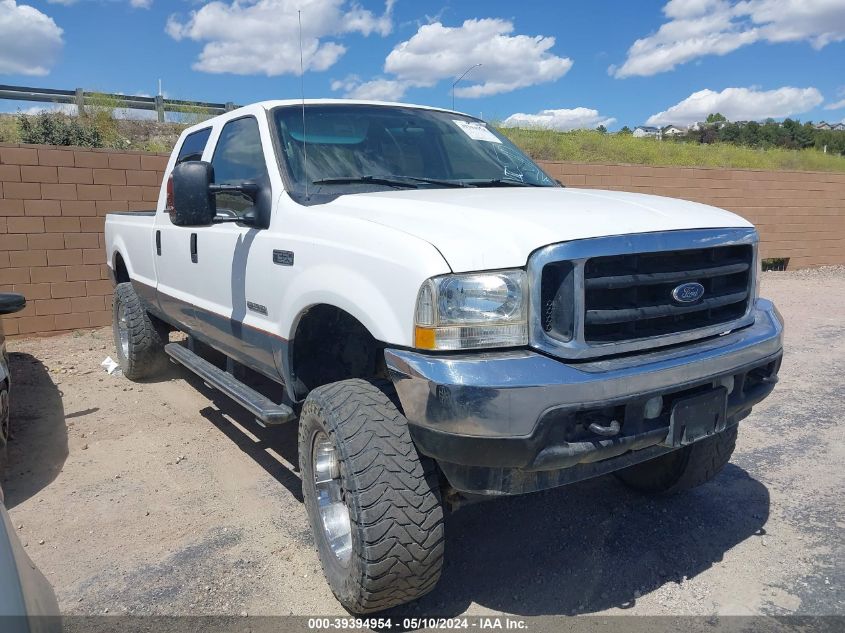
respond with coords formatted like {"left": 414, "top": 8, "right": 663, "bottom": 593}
{"left": 453, "top": 120, "right": 502, "bottom": 143}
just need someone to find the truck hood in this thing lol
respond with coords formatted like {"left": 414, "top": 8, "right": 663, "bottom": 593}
{"left": 322, "top": 187, "right": 752, "bottom": 272}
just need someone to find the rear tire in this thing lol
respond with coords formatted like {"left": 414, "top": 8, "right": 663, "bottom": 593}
{"left": 112, "top": 282, "right": 167, "bottom": 381}
{"left": 615, "top": 425, "right": 738, "bottom": 494}
{"left": 299, "top": 378, "right": 445, "bottom": 614}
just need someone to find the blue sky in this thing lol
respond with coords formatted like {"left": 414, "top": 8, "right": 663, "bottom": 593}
{"left": 1, "top": 0, "right": 844, "bottom": 129}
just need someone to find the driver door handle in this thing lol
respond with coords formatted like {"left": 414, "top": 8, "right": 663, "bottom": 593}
{"left": 190, "top": 233, "right": 198, "bottom": 263}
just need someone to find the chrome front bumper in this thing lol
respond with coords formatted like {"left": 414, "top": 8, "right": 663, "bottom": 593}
{"left": 385, "top": 299, "right": 783, "bottom": 494}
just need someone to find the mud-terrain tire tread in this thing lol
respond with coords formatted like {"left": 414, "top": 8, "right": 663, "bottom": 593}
{"left": 113, "top": 282, "right": 167, "bottom": 381}
{"left": 299, "top": 378, "right": 444, "bottom": 614}
{"left": 615, "top": 425, "right": 738, "bottom": 494}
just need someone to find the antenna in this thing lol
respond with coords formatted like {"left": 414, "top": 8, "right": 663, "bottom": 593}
{"left": 298, "top": 9, "right": 309, "bottom": 200}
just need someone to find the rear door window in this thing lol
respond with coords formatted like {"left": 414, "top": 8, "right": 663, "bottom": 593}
{"left": 176, "top": 128, "right": 212, "bottom": 164}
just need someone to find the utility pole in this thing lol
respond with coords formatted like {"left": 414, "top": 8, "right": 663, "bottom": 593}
{"left": 155, "top": 78, "right": 164, "bottom": 122}
{"left": 452, "top": 64, "right": 482, "bottom": 111}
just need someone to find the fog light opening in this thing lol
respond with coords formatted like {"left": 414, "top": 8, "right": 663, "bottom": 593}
{"left": 644, "top": 395, "right": 664, "bottom": 420}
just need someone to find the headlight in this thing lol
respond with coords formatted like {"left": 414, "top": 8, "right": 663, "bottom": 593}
{"left": 414, "top": 270, "right": 528, "bottom": 350}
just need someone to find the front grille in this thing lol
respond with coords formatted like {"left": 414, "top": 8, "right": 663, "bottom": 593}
{"left": 580, "top": 244, "right": 753, "bottom": 343}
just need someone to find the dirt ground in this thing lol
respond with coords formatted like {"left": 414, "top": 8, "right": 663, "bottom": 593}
{"left": 3, "top": 269, "right": 843, "bottom": 619}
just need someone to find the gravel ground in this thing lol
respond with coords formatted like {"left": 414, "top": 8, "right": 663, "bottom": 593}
{"left": 2, "top": 268, "right": 843, "bottom": 620}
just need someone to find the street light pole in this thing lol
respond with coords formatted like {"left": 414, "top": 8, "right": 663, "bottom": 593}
{"left": 452, "top": 63, "right": 482, "bottom": 111}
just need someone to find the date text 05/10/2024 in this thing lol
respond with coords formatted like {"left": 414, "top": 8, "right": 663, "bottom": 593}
{"left": 307, "top": 617, "right": 529, "bottom": 630}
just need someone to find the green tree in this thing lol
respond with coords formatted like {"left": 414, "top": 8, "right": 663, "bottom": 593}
{"left": 596, "top": 124, "right": 607, "bottom": 134}
{"left": 719, "top": 122, "right": 741, "bottom": 144}
{"left": 618, "top": 125, "right": 632, "bottom": 135}
{"left": 739, "top": 121, "right": 760, "bottom": 147}
{"left": 701, "top": 127, "right": 719, "bottom": 144}
{"left": 795, "top": 121, "right": 815, "bottom": 148}
{"left": 706, "top": 112, "right": 727, "bottom": 123}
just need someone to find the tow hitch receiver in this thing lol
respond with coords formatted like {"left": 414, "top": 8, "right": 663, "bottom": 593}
{"left": 663, "top": 387, "right": 728, "bottom": 447}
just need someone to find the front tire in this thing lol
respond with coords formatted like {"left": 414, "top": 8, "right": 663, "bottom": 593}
{"left": 615, "top": 425, "right": 738, "bottom": 494}
{"left": 112, "top": 282, "right": 167, "bottom": 381}
{"left": 299, "top": 378, "right": 444, "bottom": 614}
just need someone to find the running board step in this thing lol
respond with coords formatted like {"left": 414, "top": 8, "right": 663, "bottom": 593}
{"left": 165, "top": 343, "right": 295, "bottom": 426}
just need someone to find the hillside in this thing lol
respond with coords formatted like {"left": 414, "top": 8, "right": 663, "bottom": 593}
{"left": 499, "top": 127, "right": 845, "bottom": 172}
{"left": 3, "top": 112, "right": 845, "bottom": 173}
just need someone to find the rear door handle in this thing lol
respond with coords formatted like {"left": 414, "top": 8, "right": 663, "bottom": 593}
{"left": 155, "top": 230, "right": 161, "bottom": 256}
{"left": 190, "top": 233, "right": 198, "bottom": 263}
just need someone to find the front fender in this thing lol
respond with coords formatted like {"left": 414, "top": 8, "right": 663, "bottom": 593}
{"left": 284, "top": 265, "right": 407, "bottom": 346}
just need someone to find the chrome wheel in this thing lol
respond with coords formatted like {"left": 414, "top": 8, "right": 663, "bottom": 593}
{"left": 312, "top": 431, "right": 352, "bottom": 565}
{"left": 117, "top": 303, "right": 130, "bottom": 359}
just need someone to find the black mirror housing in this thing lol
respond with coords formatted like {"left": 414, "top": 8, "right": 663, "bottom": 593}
{"left": 0, "top": 293, "right": 26, "bottom": 316}
{"left": 170, "top": 161, "right": 217, "bottom": 226}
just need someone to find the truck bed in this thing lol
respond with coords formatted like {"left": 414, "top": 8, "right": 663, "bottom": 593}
{"left": 104, "top": 211, "right": 158, "bottom": 293}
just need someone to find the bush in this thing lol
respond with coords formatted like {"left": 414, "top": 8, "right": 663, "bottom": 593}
{"left": 17, "top": 111, "right": 103, "bottom": 147}
{"left": 0, "top": 116, "right": 20, "bottom": 143}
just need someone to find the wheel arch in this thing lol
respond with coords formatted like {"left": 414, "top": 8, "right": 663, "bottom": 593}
{"left": 285, "top": 302, "right": 386, "bottom": 402}
{"left": 112, "top": 250, "right": 130, "bottom": 284}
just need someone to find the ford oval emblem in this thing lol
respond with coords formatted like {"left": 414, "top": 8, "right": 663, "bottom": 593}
{"left": 672, "top": 282, "right": 705, "bottom": 303}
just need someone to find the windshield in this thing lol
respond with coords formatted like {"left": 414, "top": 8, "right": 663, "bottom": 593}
{"left": 272, "top": 104, "right": 555, "bottom": 198}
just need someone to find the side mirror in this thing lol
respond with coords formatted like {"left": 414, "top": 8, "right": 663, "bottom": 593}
{"left": 170, "top": 161, "right": 217, "bottom": 227}
{"left": 0, "top": 293, "right": 26, "bottom": 316}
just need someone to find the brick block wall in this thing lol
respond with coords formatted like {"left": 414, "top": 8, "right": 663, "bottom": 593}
{"left": 537, "top": 161, "right": 845, "bottom": 269}
{"left": 1, "top": 144, "right": 843, "bottom": 337}
{"left": 0, "top": 143, "right": 167, "bottom": 336}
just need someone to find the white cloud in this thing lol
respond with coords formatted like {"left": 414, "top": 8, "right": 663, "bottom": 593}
{"left": 824, "top": 98, "right": 845, "bottom": 110}
{"left": 48, "top": 0, "right": 152, "bottom": 6}
{"left": 502, "top": 107, "right": 616, "bottom": 131}
{"left": 382, "top": 18, "right": 573, "bottom": 98}
{"left": 166, "top": 0, "right": 394, "bottom": 76}
{"left": 331, "top": 75, "right": 409, "bottom": 101}
{"left": 0, "top": 0, "right": 63, "bottom": 75}
{"left": 646, "top": 86, "right": 824, "bottom": 125}
{"left": 612, "top": 0, "right": 845, "bottom": 78}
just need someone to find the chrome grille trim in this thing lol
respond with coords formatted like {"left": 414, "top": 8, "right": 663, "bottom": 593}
{"left": 527, "top": 228, "right": 759, "bottom": 360}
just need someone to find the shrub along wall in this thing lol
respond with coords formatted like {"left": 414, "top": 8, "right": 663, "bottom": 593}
{"left": 1, "top": 143, "right": 843, "bottom": 337}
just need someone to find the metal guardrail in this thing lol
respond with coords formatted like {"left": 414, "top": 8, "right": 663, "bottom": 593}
{"left": 0, "top": 84, "right": 238, "bottom": 122}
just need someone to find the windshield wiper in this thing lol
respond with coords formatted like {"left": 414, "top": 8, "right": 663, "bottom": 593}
{"left": 311, "top": 175, "right": 419, "bottom": 189}
{"left": 392, "top": 175, "right": 473, "bottom": 188}
{"left": 312, "top": 174, "right": 473, "bottom": 189}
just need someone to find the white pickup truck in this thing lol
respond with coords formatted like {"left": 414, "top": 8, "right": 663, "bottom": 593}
{"left": 105, "top": 100, "right": 783, "bottom": 613}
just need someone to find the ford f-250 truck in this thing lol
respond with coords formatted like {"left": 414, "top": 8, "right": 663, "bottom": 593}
{"left": 104, "top": 100, "right": 783, "bottom": 613}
